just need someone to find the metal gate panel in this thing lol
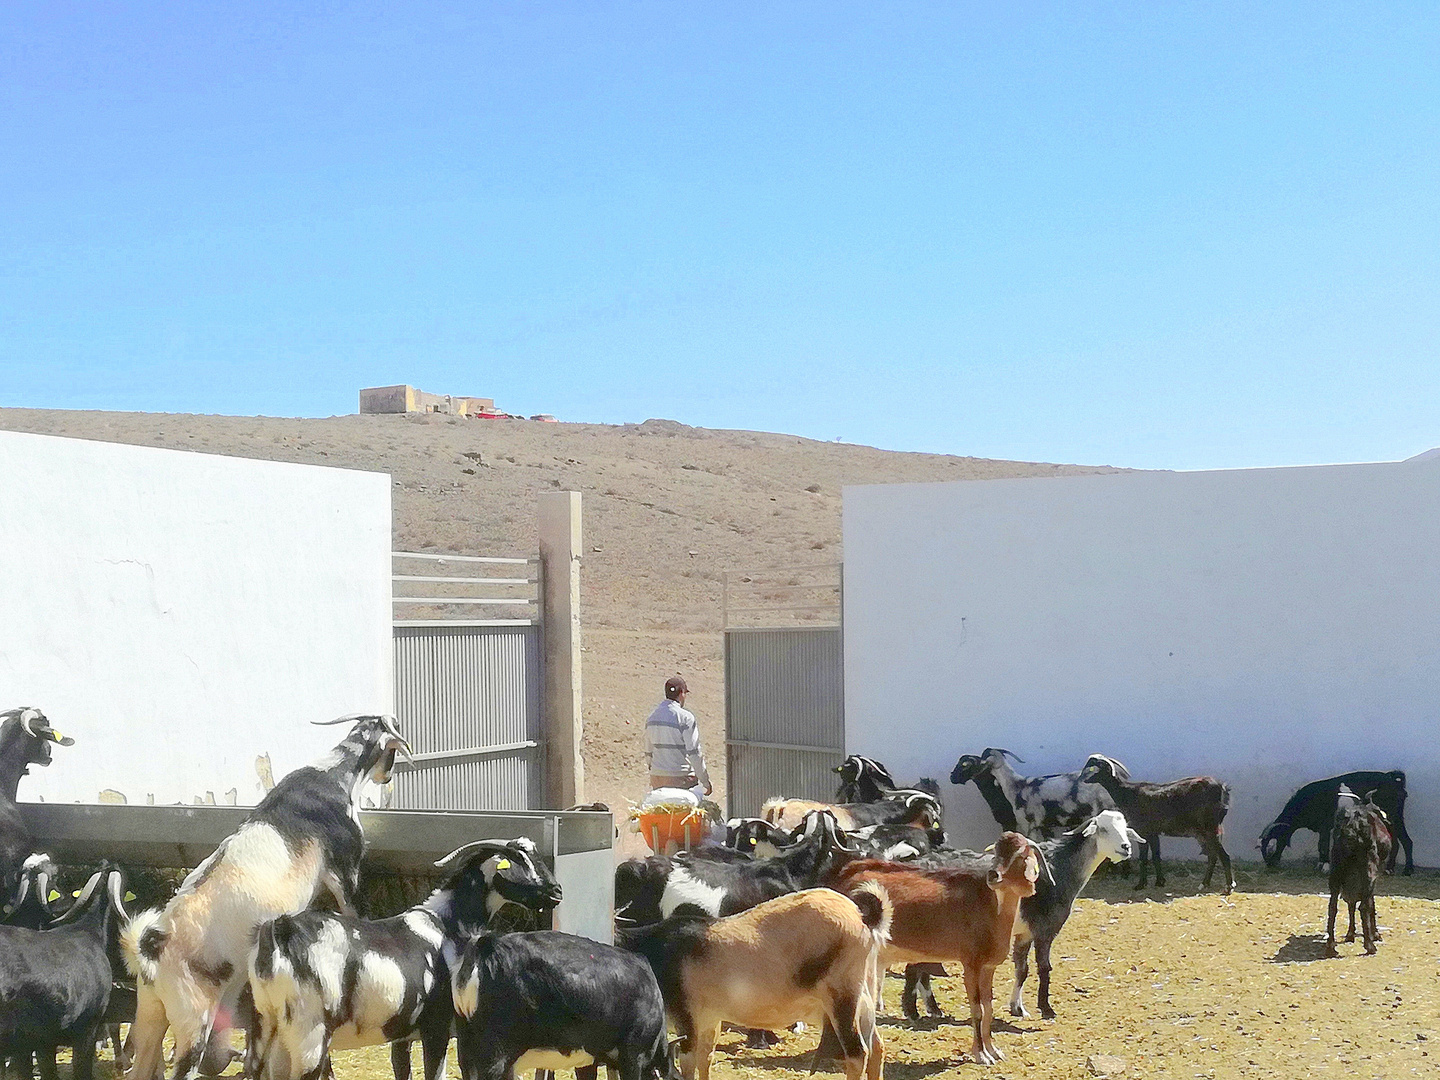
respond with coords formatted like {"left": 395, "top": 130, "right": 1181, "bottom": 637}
{"left": 392, "top": 624, "right": 541, "bottom": 810}
{"left": 725, "top": 626, "right": 844, "bottom": 818}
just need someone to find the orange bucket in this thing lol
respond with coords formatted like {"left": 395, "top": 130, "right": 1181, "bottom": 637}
{"left": 638, "top": 808, "right": 706, "bottom": 854}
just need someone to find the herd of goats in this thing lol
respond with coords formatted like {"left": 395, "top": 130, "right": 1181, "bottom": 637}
{"left": 0, "top": 705, "right": 1420, "bottom": 1080}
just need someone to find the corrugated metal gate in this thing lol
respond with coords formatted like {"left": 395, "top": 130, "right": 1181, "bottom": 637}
{"left": 390, "top": 552, "right": 542, "bottom": 810}
{"left": 723, "top": 565, "right": 844, "bottom": 818}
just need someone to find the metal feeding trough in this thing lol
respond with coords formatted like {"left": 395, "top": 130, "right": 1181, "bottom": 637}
{"left": 18, "top": 803, "right": 616, "bottom": 944}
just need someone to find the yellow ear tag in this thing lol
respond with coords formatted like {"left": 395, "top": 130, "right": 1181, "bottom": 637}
{"left": 72, "top": 890, "right": 82, "bottom": 898}
{"left": 495, "top": 858, "right": 511, "bottom": 870}
{"left": 124, "top": 892, "right": 137, "bottom": 902}
{"left": 48, "top": 889, "right": 60, "bottom": 902}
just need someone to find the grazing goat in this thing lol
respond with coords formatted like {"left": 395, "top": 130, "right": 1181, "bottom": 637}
{"left": 0, "top": 868, "right": 129, "bottom": 1080}
{"left": 1259, "top": 770, "right": 1413, "bottom": 875}
{"left": 830, "top": 833, "right": 1044, "bottom": 1066}
{"left": 760, "top": 791, "right": 943, "bottom": 846}
{"left": 950, "top": 749, "right": 1111, "bottom": 838}
{"left": 1080, "top": 754, "right": 1234, "bottom": 893}
{"left": 0, "top": 708, "right": 74, "bottom": 909}
{"left": 450, "top": 928, "right": 673, "bottom": 1080}
{"left": 122, "top": 713, "right": 410, "bottom": 1080}
{"left": 901, "top": 811, "right": 1140, "bottom": 1021}
{"left": 1325, "top": 787, "right": 1393, "bottom": 957}
{"left": 620, "top": 885, "right": 890, "bottom": 1080}
{"left": 249, "top": 837, "right": 561, "bottom": 1080}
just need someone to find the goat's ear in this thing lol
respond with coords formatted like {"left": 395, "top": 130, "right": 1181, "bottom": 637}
{"left": 1082, "top": 818, "right": 1099, "bottom": 837}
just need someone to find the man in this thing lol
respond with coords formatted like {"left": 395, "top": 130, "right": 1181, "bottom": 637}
{"left": 645, "top": 675, "right": 712, "bottom": 797}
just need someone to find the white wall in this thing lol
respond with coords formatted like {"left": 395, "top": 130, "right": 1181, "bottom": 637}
{"left": 844, "top": 460, "right": 1440, "bottom": 866}
{"left": 0, "top": 431, "right": 393, "bottom": 806}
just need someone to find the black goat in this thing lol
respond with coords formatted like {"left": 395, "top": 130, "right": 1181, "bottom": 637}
{"left": 1260, "top": 770, "right": 1413, "bottom": 875}
{"left": 1325, "top": 787, "right": 1393, "bottom": 957}
{"left": 1080, "top": 754, "right": 1235, "bottom": 894}
{"left": 724, "top": 819, "right": 791, "bottom": 859}
{"left": 833, "top": 756, "right": 898, "bottom": 803}
{"left": 950, "top": 749, "right": 1111, "bottom": 838}
{"left": 249, "top": 837, "right": 561, "bottom": 1080}
{"left": 450, "top": 930, "right": 673, "bottom": 1080}
{"left": 0, "top": 868, "right": 128, "bottom": 1080}
{"left": 122, "top": 713, "right": 411, "bottom": 1080}
{"left": 0, "top": 708, "right": 74, "bottom": 909}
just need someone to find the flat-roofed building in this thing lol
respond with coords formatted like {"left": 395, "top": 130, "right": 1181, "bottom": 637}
{"left": 359, "top": 385, "right": 497, "bottom": 416}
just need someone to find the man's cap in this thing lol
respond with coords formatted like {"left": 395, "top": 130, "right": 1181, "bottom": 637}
{"left": 665, "top": 675, "right": 688, "bottom": 699}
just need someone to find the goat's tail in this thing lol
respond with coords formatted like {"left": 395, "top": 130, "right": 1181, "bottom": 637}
{"left": 847, "top": 880, "right": 892, "bottom": 945}
{"left": 120, "top": 907, "right": 167, "bottom": 985}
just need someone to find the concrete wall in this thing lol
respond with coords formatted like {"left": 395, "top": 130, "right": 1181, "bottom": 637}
{"left": 0, "top": 431, "right": 393, "bottom": 807}
{"left": 844, "top": 460, "right": 1440, "bottom": 865}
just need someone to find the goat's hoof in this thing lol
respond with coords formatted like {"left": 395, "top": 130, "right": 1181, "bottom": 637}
{"left": 1009, "top": 1004, "right": 1029, "bottom": 1019}
{"left": 1402, "top": 866, "right": 1414, "bottom": 877}
{"left": 1365, "top": 944, "right": 1378, "bottom": 955}
{"left": 1324, "top": 943, "right": 1339, "bottom": 958}
{"left": 1040, "top": 1008, "right": 1057, "bottom": 1021}
{"left": 987, "top": 1045, "right": 1005, "bottom": 1062}
{"left": 903, "top": 1007, "right": 921, "bottom": 1022}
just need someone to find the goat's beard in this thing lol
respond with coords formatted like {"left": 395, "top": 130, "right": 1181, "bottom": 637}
{"left": 488, "top": 901, "right": 548, "bottom": 934}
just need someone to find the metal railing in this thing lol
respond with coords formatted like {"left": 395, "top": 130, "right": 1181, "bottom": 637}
{"left": 722, "top": 562, "right": 842, "bottom": 628}
{"left": 392, "top": 550, "right": 540, "bottom": 627}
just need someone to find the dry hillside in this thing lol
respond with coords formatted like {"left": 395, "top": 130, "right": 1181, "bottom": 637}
{"left": 0, "top": 408, "right": 1119, "bottom": 809}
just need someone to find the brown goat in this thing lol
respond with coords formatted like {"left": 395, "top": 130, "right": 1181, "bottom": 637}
{"left": 1325, "top": 788, "right": 1394, "bottom": 957}
{"left": 829, "top": 832, "right": 1042, "bottom": 1066}
{"left": 622, "top": 885, "right": 891, "bottom": 1080}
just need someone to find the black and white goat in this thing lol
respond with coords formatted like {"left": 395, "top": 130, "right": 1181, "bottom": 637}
{"left": 0, "top": 708, "right": 74, "bottom": 909}
{"left": 122, "top": 713, "right": 410, "bottom": 1080}
{"left": 249, "top": 837, "right": 561, "bottom": 1080}
{"left": 450, "top": 928, "right": 673, "bottom": 1080}
{"left": 833, "top": 756, "right": 898, "bottom": 803}
{"left": 1259, "top": 770, "right": 1413, "bottom": 875}
{"left": 1325, "top": 787, "right": 1393, "bottom": 957}
{"left": 723, "top": 819, "right": 791, "bottom": 859}
{"left": 950, "top": 749, "right": 1112, "bottom": 838}
{"left": 1080, "top": 754, "right": 1234, "bottom": 894}
{"left": 898, "top": 811, "right": 1139, "bottom": 1021}
{"left": 660, "top": 811, "right": 857, "bottom": 919}
{"left": 0, "top": 867, "right": 129, "bottom": 1080}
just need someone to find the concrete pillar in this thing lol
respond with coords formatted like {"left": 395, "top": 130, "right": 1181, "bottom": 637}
{"left": 539, "top": 491, "right": 583, "bottom": 807}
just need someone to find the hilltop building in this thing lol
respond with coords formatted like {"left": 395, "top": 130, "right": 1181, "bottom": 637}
{"left": 359, "top": 385, "right": 498, "bottom": 416}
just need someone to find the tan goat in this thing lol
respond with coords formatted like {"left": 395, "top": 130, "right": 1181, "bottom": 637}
{"left": 622, "top": 884, "right": 891, "bottom": 1080}
{"left": 829, "top": 832, "right": 1042, "bottom": 1066}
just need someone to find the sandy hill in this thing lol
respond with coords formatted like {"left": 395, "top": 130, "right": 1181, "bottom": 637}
{"left": 0, "top": 407, "right": 1118, "bottom": 809}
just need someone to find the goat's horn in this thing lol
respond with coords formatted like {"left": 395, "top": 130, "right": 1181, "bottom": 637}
{"left": 6, "top": 873, "right": 30, "bottom": 916}
{"left": 1031, "top": 842, "right": 1055, "bottom": 888}
{"left": 988, "top": 748, "right": 1026, "bottom": 764}
{"left": 48, "top": 870, "right": 104, "bottom": 926}
{"left": 310, "top": 713, "right": 386, "bottom": 726}
{"left": 107, "top": 871, "right": 129, "bottom": 921}
{"left": 435, "top": 839, "right": 522, "bottom": 870}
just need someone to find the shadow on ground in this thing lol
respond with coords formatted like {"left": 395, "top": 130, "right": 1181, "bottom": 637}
{"left": 1082, "top": 860, "right": 1440, "bottom": 905}
{"left": 1270, "top": 933, "right": 1330, "bottom": 963}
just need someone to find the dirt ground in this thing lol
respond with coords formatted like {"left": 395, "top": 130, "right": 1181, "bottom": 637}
{"left": 68, "top": 867, "right": 1439, "bottom": 1080}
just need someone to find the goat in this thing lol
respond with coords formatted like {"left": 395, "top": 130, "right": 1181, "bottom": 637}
{"left": 0, "top": 708, "right": 74, "bottom": 910}
{"left": 1080, "top": 754, "right": 1234, "bottom": 894}
{"left": 723, "top": 819, "right": 791, "bottom": 859}
{"left": 450, "top": 927, "right": 673, "bottom": 1080}
{"left": 1325, "top": 787, "right": 1393, "bottom": 957}
{"left": 1259, "top": 770, "right": 1413, "bottom": 875}
{"left": 900, "top": 811, "right": 1140, "bottom": 1021}
{"left": 950, "top": 749, "right": 1111, "bottom": 838}
{"left": 760, "top": 790, "right": 944, "bottom": 846}
{"left": 121, "top": 713, "right": 410, "bottom": 1080}
{"left": 249, "top": 837, "right": 561, "bottom": 1080}
{"left": 0, "top": 867, "right": 129, "bottom": 1080}
{"left": 829, "top": 833, "right": 1043, "bottom": 1066}
{"left": 659, "top": 810, "right": 856, "bottom": 919}
{"left": 620, "top": 885, "right": 890, "bottom": 1080}
{"left": 833, "top": 756, "right": 899, "bottom": 803}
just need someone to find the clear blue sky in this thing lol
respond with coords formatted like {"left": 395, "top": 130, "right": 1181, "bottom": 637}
{"left": 2, "top": 3, "right": 1436, "bottom": 469}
